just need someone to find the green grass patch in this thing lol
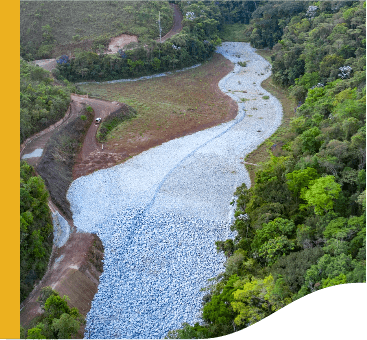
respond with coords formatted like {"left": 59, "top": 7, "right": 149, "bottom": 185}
{"left": 244, "top": 63, "right": 297, "bottom": 183}
{"left": 97, "top": 106, "right": 137, "bottom": 142}
{"left": 218, "top": 23, "right": 251, "bottom": 42}
{"left": 79, "top": 53, "right": 234, "bottom": 144}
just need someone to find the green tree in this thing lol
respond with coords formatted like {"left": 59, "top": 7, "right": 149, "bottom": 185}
{"left": 202, "top": 275, "right": 237, "bottom": 324}
{"left": 52, "top": 313, "right": 80, "bottom": 339}
{"left": 27, "top": 326, "right": 46, "bottom": 339}
{"left": 258, "top": 235, "right": 296, "bottom": 265}
{"left": 252, "top": 218, "right": 296, "bottom": 251}
{"left": 321, "top": 273, "right": 347, "bottom": 288}
{"left": 271, "top": 247, "right": 324, "bottom": 294}
{"left": 44, "top": 294, "right": 71, "bottom": 320}
{"left": 231, "top": 274, "right": 292, "bottom": 326}
{"left": 296, "top": 253, "right": 362, "bottom": 298}
{"left": 286, "top": 167, "right": 319, "bottom": 195}
{"left": 299, "top": 127, "right": 322, "bottom": 154}
{"left": 300, "top": 176, "right": 342, "bottom": 215}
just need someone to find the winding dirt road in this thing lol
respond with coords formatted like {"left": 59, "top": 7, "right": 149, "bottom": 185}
{"left": 159, "top": 3, "right": 183, "bottom": 42}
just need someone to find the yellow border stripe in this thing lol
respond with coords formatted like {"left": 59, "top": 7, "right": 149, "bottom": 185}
{"left": 1, "top": 0, "right": 20, "bottom": 338}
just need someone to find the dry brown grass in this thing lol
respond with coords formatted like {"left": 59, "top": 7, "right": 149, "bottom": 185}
{"left": 78, "top": 53, "right": 238, "bottom": 156}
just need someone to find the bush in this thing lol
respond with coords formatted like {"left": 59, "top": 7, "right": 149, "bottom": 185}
{"left": 97, "top": 106, "right": 137, "bottom": 142}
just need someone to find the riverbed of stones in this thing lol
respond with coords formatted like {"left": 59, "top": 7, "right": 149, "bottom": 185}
{"left": 67, "top": 42, "right": 283, "bottom": 339}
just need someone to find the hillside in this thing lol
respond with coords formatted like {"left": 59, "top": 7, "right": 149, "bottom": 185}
{"left": 20, "top": 1, "right": 173, "bottom": 60}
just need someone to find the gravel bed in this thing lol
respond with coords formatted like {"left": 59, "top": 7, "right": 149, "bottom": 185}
{"left": 52, "top": 211, "right": 71, "bottom": 248}
{"left": 21, "top": 148, "right": 43, "bottom": 159}
{"left": 67, "top": 42, "right": 283, "bottom": 339}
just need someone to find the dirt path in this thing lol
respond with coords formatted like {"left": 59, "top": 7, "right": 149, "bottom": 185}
{"left": 71, "top": 96, "right": 132, "bottom": 179}
{"left": 20, "top": 95, "right": 104, "bottom": 333}
{"left": 159, "top": 3, "right": 183, "bottom": 42}
{"left": 21, "top": 99, "right": 82, "bottom": 166}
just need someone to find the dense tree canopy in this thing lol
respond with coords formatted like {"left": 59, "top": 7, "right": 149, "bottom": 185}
{"left": 20, "top": 161, "right": 53, "bottom": 303}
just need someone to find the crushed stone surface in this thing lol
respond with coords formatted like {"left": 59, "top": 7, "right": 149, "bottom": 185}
{"left": 21, "top": 148, "right": 43, "bottom": 159}
{"left": 52, "top": 211, "right": 71, "bottom": 248}
{"left": 67, "top": 42, "right": 283, "bottom": 339}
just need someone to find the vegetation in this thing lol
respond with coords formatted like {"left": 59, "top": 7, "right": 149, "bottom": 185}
{"left": 218, "top": 23, "right": 251, "bottom": 42}
{"left": 55, "top": 1, "right": 224, "bottom": 82}
{"left": 78, "top": 53, "right": 234, "bottom": 146}
{"left": 20, "top": 161, "right": 53, "bottom": 303}
{"left": 20, "top": 59, "right": 79, "bottom": 143}
{"left": 97, "top": 106, "right": 137, "bottom": 143}
{"left": 20, "top": 1, "right": 173, "bottom": 60}
{"left": 36, "top": 106, "right": 94, "bottom": 220}
{"left": 169, "top": 1, "right": 366, "bottom": 338}
{"left": 21, "top": 287, "right": 85, "bottom": 339}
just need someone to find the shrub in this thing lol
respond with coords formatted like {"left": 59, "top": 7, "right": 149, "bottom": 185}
{"left": 97, "top": 106, "right": 136, "bottom": 142}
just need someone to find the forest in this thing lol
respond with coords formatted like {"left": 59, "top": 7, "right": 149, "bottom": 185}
{"left": 20, "top": 59, "right": 79, "bottom": 143}
{"left": 168, "top": 1, "right": 366, "bottom": 338}
{"left": 20, "top": 161, "right": 53, "bottom": 303}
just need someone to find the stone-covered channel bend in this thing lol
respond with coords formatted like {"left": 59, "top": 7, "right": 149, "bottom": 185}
{"left": 67, "top": 42, "right": 283, "bottom": 339}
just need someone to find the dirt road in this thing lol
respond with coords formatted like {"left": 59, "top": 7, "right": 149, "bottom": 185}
{"left": 20, "top": 95, "right": 107, "bottom": 332}
{"left": 159, "top": 3, "right": 183, "bottom": 42}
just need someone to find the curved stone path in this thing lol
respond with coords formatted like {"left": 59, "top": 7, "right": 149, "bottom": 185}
{"left": 67, "top": 42, "right": 283, "bottom": 339}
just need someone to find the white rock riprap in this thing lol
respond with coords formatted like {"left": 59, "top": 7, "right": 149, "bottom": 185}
{"left": 21, "top": 148, "right": 43, "bottom": 159}
{"left": 67, "top": 42, "right": 283, "bottom": 339}
{"left": 52, "top": 211, "right": 71, "bottom": 248}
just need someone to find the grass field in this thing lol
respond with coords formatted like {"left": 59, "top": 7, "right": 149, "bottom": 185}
{"left": 78, "top": 53, "right": 237, "bottom": 155}
{"left": 244, "top": 49, "right": 297, "bottom": 184}
{"left": 20, "top": 1, "right": 173, "bottom": 57}
{"left": 219, "top": 23, "right": 251, "bottom": 42}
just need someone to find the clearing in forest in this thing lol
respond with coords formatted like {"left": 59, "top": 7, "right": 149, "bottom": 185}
{"left": 20, "top": 1, "right": 173, "bottom": 58}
